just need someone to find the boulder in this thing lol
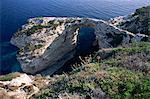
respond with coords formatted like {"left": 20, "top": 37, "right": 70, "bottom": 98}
{"left": 0, "top": 73, "right": 39, "bottom": 99}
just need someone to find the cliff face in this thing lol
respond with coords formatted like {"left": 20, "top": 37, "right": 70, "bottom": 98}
{"left": 109, "top": 6, "right": 150, "bottom": 35}
{"left": 5, "top": 6, "right": 150, "bottom": 99}
{"left": 11, "top": 17, "right": 147, "bottom": 75}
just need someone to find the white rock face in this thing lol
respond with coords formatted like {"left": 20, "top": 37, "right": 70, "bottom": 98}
{"left": 0, "top": 74, "right": 32, "bottom": 87}
{"left": 9, "top": 74, "right": 32, "bottom": 86}
{"left": 11, "top": 17, "right": 146, "bottom": 75}
{"left": 0, "top": 74, "right": 39, "bottom": 99}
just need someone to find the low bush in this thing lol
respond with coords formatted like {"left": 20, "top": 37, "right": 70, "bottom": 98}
{"left": 98, "top": 67, "right": 150, "bottom": 98}
{"left": 36, "top": 42, "right": 150, "bottom": 98}
{"left": 25, "top": 25, "right": 50, "bottom": 36}
{"left": 0, "top": 72, "right": 20, "bottom": 81}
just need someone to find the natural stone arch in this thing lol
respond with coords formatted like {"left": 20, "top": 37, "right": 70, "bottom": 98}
{"left": 68, "top": 20, "right": 98, "bottom": 56}
{"left": 11, "top": 17, "right": 146, "bottom": 75}
{"left": 76, "top": 27, "right": 98, "bottom": 55}
{"left": 52, "top": 22, "right": 99, "bottom": 74}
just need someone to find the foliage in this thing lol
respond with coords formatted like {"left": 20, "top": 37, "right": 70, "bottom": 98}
{"left": 48, "top": 20, "right": 61, "bottom": 29}
{"left": 34, "top": 44, "right": 43, "bottom": 49}
{"left": 36, "top": 42, "right": 150, "bottom": 98}
{"left": 100, "top": 42, "right": 150, "bottom": 72}
{"left": 24, "top": 44, "right": 43, "bottom": 51}
{"left": 0, "top": 72, "right": 20, "bottom": 81}
{"left": 113, "top": 42, "right": 150, "bottom": 53}
{"left": 134, "top": 6, "right": 150, "bottom": 15}
{"left": 98, "top": 67, "right": 150, "bottom": 98}
{"left": 25, "top": 25, "right": 50, "bottom": 36}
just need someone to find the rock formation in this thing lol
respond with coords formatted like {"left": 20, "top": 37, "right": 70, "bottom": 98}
{"left": 11, "top": 17, "right": 148, "bottom": 75}
{"left": 0, "top": 73, "right": 50, "bottom": 99}
{"left": 0, "top": 74, "right": 38, "bottom": 99}
{"left": 109, "top": 6, "right": 150, "bottom": 35}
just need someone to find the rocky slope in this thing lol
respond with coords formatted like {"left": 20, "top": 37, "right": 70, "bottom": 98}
{"left": 0, "top": 6, "right": 150, "bottom": 99}
{"left": 109, "top": 6, "right": 150, "bottom": 35}
{"left": 11, "top": 17, "right": 148, "bottom": 75}
{"left": 0, "top": 73, "right": 50, "bottom": 99}
{"left": 0, "top": 42, "right": 150, "bottom": 99}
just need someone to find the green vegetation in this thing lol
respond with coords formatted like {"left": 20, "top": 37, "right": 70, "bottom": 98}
{"left": 16, "top": 18, "right": 80, "bottom": 37}
{"left": 25, "top": 25, "right": 50, "bottom": 36}
{"left": 134, "top": 6, "right": 150, "bottom": 15}
{"left": 48, "top": 20, "right": 61, "bottom": 29}
{"left": 15, "top": 20, "right": 63, "bottom": 37}
{"left": 34, "top": 44, "right": 44, "bottom": 49}
{"left": 100, "top": 42, "right": 150, "bottom": 72}
{"left": 113, "top": 42, "right": 150, "bottom": 53}
{"left": 38, "top": 64, "right": 150, "bottom": 98}
{"left": 37, "top": 42, "right": 150, "bottom": 98}
{"left": 48, "top": 20, "right": 55, "bottom": 26}
{"left": 99, "top": 67, "right": 150, "bottom": 98}
{"left": 18, "top": 48, "right": 24, "bottom": 54}
{"left": 25, "top": 44, "right": 43, "bottom": 51}
{"left": 18, "top": 44, "right": 43, "bottom": 53}
{"left": 0, "top": 72, "right": 20, "bottom": 81}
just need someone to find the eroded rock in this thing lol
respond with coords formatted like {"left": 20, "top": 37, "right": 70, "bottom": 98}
{"left": 11, "top": 17, "right": 146, "bottom": 75}
{"left": 109, "top": 6, "right": 150, "bottom": 35}
{"left": 0, "top": 74, "right": 40, "bottom": 99}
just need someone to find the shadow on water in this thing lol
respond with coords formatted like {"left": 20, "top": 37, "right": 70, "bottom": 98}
{"left": 1, "top": 27, "right": 98, "bottom": 75}
{"left": 53, "top": 27, "right": 99, "bottom": 75}
{"left": 76, "top": 27, "right": 97, "bottom": 56}
{"left": 0, "top": 42, "right": 22, "bottom": 75}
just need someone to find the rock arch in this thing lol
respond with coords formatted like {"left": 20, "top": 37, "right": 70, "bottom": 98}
{"left": 11, "top": 17, "right": 146, "bottom": 75}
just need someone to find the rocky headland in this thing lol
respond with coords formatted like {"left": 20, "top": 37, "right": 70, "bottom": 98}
{"left": 10, "top": 17, "right": 148, "bottom": 75}
{"left": 109, "top": 6, "right": 150, "bottom": 35}
{"left": 0, "top": 6, "right": 150, "bottom": 99}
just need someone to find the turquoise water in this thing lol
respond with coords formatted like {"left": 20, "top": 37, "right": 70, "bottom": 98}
{"left": 1, "top": 0, "right": 150, "bottom": 74}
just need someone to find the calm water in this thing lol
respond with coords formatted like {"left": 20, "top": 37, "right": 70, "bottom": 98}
{"left": 0, "top": 0, "right": 150, "bottom": 74}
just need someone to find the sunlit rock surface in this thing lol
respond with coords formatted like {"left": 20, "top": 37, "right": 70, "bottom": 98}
{"left": 0, "top": 73, "right": 39, "bottom": 99}
{"left": 11, "top": 17, "right": 147, "bottom": 75}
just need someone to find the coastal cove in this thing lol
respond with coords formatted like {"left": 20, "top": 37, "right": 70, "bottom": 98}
{"left": 1, "top": 0, "right": 150, "bottom": 74}
{"left": 0, "top": 0, "right": 150, "bottom": 98}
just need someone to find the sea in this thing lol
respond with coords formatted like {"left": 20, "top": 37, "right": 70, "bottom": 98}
{"left": 0, "top": 0, "right": 150, "bottom": 74}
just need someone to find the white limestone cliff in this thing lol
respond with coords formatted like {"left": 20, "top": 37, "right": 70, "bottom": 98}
{"left": 11, "top": 17, "right": 147, "bottom": 75}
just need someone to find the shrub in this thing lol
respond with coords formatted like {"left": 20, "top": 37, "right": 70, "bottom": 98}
{"left": 112, "top": 42, "right": 150, "bottom": 54}
{"left": 23, "top": 44, "right": 43, "bottom": 52}
{"left": 0, "top": 72, "right": 20, "bottom": 81}
{"left": 98, "top": 67, "right": 150, "bottom": 98}
{"left": 25, "top": 25, "right": 50, "bottom": 36}
{"left": 35, "top": 44, "right": 43, "bottom": 49}
{"left": 36, "top": 42, "right": 150, "bottom": 98}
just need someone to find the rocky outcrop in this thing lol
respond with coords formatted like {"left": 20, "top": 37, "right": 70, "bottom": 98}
{"left": 109, "top": 6, "right": 150, "bottom": 35}
{"left": 11, "top": 17, "right": 147, "bottom": 75}
{"left": 0, "top": 73, "right": 50, "bottom": 99}
{"left": 0, "top": 74, "right": 38, "bottom": 99}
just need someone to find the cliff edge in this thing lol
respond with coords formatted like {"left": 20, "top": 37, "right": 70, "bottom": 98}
{"left": 11, "top": 17, "right": 148, "bottom": 75}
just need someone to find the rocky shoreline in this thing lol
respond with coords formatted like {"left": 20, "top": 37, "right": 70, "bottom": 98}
{"left": 0, "top": 6, "right": 150, "bottom": 99}
{"left": 109, "top": 6, "right": 150, "bottom": 35}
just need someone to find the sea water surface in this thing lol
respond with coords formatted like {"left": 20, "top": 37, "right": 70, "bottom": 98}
{"left": 1, "top": 0, "right": 150, "bottom": 74}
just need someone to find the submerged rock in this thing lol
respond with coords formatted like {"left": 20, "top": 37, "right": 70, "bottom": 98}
{"left": 11, "top": 17, "right": 146, "bottom": 75}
